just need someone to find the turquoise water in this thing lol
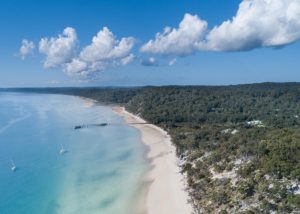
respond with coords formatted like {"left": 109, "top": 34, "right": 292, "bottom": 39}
{"left": 0, "top": 93, "right": 148, "bottom": 214}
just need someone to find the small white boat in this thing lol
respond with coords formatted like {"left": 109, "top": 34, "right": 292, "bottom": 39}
{"left": 60, "top": 144, "right": 66, "bottom": 155}
{"left": 11, "top": 160, "right": 16, "bottom": 172}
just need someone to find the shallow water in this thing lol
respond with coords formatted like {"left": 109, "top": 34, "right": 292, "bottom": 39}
{"left": 0, "top": 93, "right": 148, "bottom": 214}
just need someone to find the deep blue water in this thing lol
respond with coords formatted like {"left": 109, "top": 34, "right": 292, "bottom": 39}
{"left": 0, "top": 93, "right": 147, "bottom": 214}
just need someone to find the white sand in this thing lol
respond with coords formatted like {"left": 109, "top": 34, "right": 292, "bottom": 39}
{"left": 113, "top": 107, "right": 193, "bottom": 214}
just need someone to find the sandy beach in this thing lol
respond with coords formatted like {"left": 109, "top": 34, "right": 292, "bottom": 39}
{"left": 113, "top": 107, "right": 193, "bottom": 214}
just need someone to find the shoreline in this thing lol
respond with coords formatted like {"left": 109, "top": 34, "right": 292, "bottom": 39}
{"left": 113, "top": 106, "right": 193, "bottom": 214}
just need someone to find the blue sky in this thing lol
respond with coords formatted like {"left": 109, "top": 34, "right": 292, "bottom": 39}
{"left": 0, "top": 0, "right": 300, "bottom": 87}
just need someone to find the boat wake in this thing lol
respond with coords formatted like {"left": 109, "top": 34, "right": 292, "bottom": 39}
{"left": 0, "top": 109, "right": 32, "bottom": 134}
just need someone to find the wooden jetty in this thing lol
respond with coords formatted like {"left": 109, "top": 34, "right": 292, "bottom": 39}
{"left": 74, "top": 122, "right": 149, "bottom": 130}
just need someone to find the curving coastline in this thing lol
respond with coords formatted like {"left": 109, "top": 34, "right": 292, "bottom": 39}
{"left": 113, "top": 106, "right": 193, "bottom": 214}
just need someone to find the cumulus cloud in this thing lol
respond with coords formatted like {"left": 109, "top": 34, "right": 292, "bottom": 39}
{"left": 141, "top": 13, "right": 207, "bottom": 56}
{"left": 39, "top": 27, "right": 77, "bottom": 68}
{"left": 36, "top": 26, "right": 135, "bottom": 78}
{"left": 141, "top": 0, "right": 300, "bottom": 55}
{"left": 19, "top": 39, "right": 35, "bottom": 59}
{"left": 79, "top": 27, "right": 135, "bottom": 62}
{"left": 63, "top": 58, "right": 88, "bottom": 75}
{"left": 141, "top": 57, "right": 157, "bottom": 66}
{"left": 121, "top": 54, "right": 135, "bottom": 65}
{"left": 63, "top": 27, "right": 135, "bottom": 77}
{"left": 203, "top": 0, "right": 300, "bottom": 51}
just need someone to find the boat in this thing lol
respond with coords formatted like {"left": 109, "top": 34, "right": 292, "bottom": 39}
{"left": 11, "top": 160, "right": 16, "bottom": 172}
{"left": 60, "top": 144, "right": 66, "bottom": 155}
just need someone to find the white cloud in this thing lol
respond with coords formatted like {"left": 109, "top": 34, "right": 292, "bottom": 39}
{"left": 121, "top": 54, "right": 135, "bottom": 65}
{"left": 79, "top": 27, "right": 135, "bottom": 62}
{"left": 141, "top": 0, "right": 300, "bottom": 55}
{"left": 168, "top": 58, "right": 177, "bottom": 66}
{"left": 203, "top": 0, "right": 300, "bottom": 51}
{"left": 37, "top": 26, "right": 135, "bottom": 79}
{"left": 39, "top": 27, "right": 77, "bottom": 68}
{"left": 141, "top": 13, "right": 207, "bottom": 56}
{"left": 141, "top": 57, "right": 157, "bottom": 66}
{"left": 49, "top": 80, "right": 60, "bottom": 85}
{"left": 64, "top": 27, "right": 135, "bottom": 77}
{"left": 19, "top": 39, "right": 35, "bottom": 59}
{"left": 63, "top": 58, "right": 88, "bottom": 75}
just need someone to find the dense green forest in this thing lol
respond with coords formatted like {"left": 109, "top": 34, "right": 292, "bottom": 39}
{"left": 4, "top": 82, "right": 300, "bottom": 213}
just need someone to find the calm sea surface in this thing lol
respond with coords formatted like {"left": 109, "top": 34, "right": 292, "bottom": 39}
{"left": 0, "top": 92, "right": 148, "bottom": 214}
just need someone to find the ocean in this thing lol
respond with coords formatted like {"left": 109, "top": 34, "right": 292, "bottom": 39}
{"left": 0, "top": 92, "right": 148, "bottom": 214}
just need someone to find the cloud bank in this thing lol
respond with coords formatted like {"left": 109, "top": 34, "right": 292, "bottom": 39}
{"left": 20, "top": 0, "right": 300, "bottom": 80}
{"left": 141, "top": 0, "right": 300, "bottom": 55}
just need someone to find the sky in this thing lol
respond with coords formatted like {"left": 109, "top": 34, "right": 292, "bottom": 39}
{"left": 0, "top": 0, "right": 300, "bottom": 87}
